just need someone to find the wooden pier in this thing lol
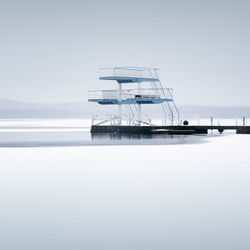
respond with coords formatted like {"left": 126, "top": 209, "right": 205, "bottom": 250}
{"left": 91, "top": 125, "right": 250, "bottom": 135}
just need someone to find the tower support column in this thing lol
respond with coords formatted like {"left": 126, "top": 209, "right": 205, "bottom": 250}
{"left": 138, "top": 104, "right": 141, "bottom": 124}
{"left": 137, "top": 82, "right": 141, "bottom": 125}
{"left": 118, "top": 83, "right": 122, "bottom": 125}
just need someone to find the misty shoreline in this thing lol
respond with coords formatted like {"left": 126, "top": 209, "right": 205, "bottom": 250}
{"left": 0, "top": 99, "right": 249, "bottom": 119}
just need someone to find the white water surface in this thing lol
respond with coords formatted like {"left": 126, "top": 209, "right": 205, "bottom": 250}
{"left": 0, "top": 119, "right": 249, "bottom": 250}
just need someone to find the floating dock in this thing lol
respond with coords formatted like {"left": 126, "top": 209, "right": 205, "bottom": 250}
{"left": 91, "top": 125, "right": 250, "bottom": 134}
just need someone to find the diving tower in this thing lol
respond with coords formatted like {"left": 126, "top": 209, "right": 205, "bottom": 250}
{"left": 88, "top": 67, "right": 180, "bottom": 126}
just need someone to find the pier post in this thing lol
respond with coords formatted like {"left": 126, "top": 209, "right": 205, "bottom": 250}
{"left": 210, "top": 117, "right": 213, "bottom": 133}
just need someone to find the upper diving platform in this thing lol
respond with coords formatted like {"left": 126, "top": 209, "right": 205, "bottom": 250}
{"left": 99, "top": 67, "right": 160, "bottom": 83}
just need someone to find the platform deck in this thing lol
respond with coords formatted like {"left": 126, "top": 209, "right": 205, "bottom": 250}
{"left": 91, "top": 125, "right": 250, "bottom": 135}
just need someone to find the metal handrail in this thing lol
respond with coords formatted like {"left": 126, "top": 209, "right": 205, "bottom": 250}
{"left": 88, "top": 88, "right": 173, "bottom": 93}
{"left": 88, "top": 88, "right": 173, "bottom": 101}
{"left": 99, "top": 67, "right": 159, "bottom": 80}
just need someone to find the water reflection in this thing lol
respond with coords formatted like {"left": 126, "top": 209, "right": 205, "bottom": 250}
{"left": 92, "top": 133, "right": 177, "bottom": 140}
{"left": 91, "top": 133, "right": 206, "bottom": 145}
{"left": 0, "top": 130, "right": 208, "bottom": 147}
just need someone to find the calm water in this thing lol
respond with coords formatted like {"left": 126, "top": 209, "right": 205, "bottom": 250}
{"left": 0, "top": 130, "right": 210, "bottom": 147}
{"left": 0, "top": 120, "right": 249, "bottom": 250}
{"left": 0, "top": 118, "right": 221, "bottom": 147}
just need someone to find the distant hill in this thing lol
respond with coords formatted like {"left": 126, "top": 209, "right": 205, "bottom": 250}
{"left": 178, "top": 105, "right": 250, "bottom": 119}
{"left": 0, "top": 99, "right": 249, "bottom": 119}
{"left": 0, "top": 99, "right": 100, "bottom": 118}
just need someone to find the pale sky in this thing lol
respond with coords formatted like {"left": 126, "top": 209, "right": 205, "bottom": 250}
{"left": 0, "top": 0, "right": 249, "bottom": 105}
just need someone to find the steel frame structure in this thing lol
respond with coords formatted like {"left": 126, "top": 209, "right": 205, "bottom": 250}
{"left": 88, "top": 67, "right": 180, "bottom": 126}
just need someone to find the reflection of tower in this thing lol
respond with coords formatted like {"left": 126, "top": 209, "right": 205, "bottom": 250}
{"left": 88, "top": 67, "right": 180, "bottom": 126}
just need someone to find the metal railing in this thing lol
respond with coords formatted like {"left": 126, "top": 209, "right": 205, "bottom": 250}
{"left": 91, "top": 114, "right": 157, "bottom": 126}
{"left": 88, "top": 89, "right": 118, "bottom": 100}
{"left": 88, "top": 88, "right": 173, "bottom": 101}
{"left": 99, "top": 67, "right": 159, "bottom": 80}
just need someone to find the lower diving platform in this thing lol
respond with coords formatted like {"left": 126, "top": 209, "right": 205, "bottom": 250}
{"left": 88, "top": 88, "right": 173, "bottom": 105}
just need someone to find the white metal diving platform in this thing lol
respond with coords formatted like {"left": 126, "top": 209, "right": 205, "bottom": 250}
{"left": 88, "top": 67, "right": 180, "bottom": 126}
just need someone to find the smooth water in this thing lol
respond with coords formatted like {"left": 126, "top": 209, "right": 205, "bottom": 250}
{"left": 0, "top": 118, "right": 224, "bottom": 147}
{"left": 0, "top": 119, "right": 249, "bottom": 250}
{"left": 0, "top": 130, "right": 209, "bottom": 147}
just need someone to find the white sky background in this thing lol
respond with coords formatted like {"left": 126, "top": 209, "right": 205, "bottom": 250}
{"left": 0, "top": 0, "right": 249, "bottom": 105}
